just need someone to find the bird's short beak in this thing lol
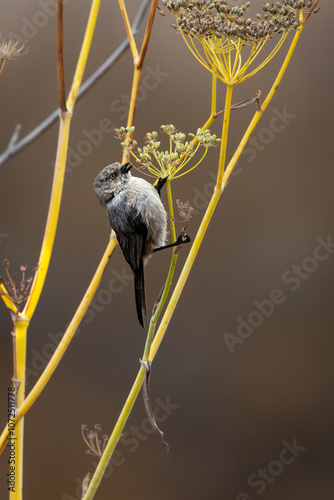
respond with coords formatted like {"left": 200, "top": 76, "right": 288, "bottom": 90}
{"left": 120, "top": 162, "right": 132, "bottom": 174}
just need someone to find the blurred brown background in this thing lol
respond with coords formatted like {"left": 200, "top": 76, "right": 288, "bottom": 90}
{"left": 0, "top": 1, "right": 333, "bottom": 499}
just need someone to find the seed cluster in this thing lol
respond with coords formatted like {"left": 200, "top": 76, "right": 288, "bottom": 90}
{"left": 115, "top": 125, "right": 220, "bottom": 178}
{"left": 160, "top": 0, "right": 319, "bottom": 42}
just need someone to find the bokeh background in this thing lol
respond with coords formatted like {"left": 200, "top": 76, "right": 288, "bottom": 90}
{"left": 1, "top": 1, "right": 333, "bottom": 499}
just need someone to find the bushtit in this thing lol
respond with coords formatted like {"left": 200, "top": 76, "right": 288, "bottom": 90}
{"left": 94, "top": 162, "right": 168, "bottom": 327}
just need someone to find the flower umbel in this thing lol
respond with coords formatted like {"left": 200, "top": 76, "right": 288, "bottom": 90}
{"left": 159, "top": 1, "right": 319, "bottom": 85}
{"left": 0, "top": 37, "right": 26, "bottom": 76}
{"left": 115, "top": 125, "right": 220, "bottom": 180}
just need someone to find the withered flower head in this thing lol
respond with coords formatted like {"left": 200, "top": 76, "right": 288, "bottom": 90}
{"left": 0, "top": 260, "right": 33, "bottom": 311}
{"left": 81, "top": 424, "right": 109, "bottom": 457}
{"left": 0, "top": 37, "right": 26, "bottom": 76}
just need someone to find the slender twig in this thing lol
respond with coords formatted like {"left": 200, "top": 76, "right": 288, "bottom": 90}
{"left": 0, "top": 283, "right": 17, "bottom": 314}
{"left": 0, "top": 0, "right": 150, "bottom": 167}
{"left": 213, "top": 90, "right": 262, "bottom": 118}
{"left": 137, "top": 0, "right": 158, "bottom": 69}
{"left": 302, "top": 0, "right": 320, "bottom": 24}
{"left": 118, "top": 0, "right": 140, "bottom": 62}
{"left": 122, "top": 0, "right": 158, "bottom": 159}
{"left": 57, "top": 0, "right": 67, "bottom": 113}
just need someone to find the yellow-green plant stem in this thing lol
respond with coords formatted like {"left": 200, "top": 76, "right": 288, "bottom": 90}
{"left": 191, "top": 74, "right": 217, "bottom": 150}
{"left": 0, "top": 7, "right": 100, "bottom": 482}
{"left": 211, "top": 73, "right": 217, "bottom": 116}
{"left": 0, "top": 283, "right": 17, "bottom": 315}
{"left": 4, "top": 4, "right": 101, "bottom": 496}
{"left": 66, "top": 0, "right": 101, "bottom": 110}
{"left": 166, "top": 180, "right": 176, "bottom": 241}
{"left": 148, "top": 82, "right": 233, "bottom": 360}
{"left": 118, "top": 0, "right": 140, "bottom": 63}
{"left": 149, "top": 24, "right": 306, "bottom": 361}
{"left": 84, "top": 76, "right": 231, "bottom": 498}
{"left": 9, "top": 316, "right": 28, "bottom": 500}
{"left": 83, "top": 181, "right": 178, "bottom": 499}
{"left": 83, "top": 89, "right": 232, "bottom": 498}
{"left": 84, "top": 17, "right": 308, "bottom": 500}
{"left": 120, "top": 0, "right": 158, "bottom": 162}
{"left": 142, "top": 180, "right": 177, "bottom": 360}
{"left": 223, "top": 23, "right": 305, "bottom": 184}
{"left": 10, "top": 91, "right": 71, "bottom": 500}
{"left": 142, "top": 254, "right": 178, "bottom": 362}
{"left": 0, "top": 235, "right": 117, "bottom": 456}
{"left": 83, "top": 5, "right": 160, "bottom": 495}
{"left": 23, "top": 0, "right": 100, "bottom": 321}
{"left": 83, "top": 367, "right": 146, "bottom": 500}
{"left": 217, "top": 84, "right": 233, "bottom": 187}
{"left": 23, "top": 113, "right": 71, "bottom": 320}
{"left": 149, "top": 189, "right": 220, "bottom": 361}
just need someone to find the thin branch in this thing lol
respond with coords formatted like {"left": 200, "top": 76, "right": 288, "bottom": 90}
{"left": 118, "top": 0, "right": 140, "bottom": 63}
{"left": 137, "top": 0, "right": 158, "bottom": 69}
{"left": 302, "top": 0, "right": 320, "bottom": 24}
{"left": 0, "top": 0, "right": 150, "bottom": 167}
{"left": 57, "top": 0, "right": 67, "bottom": 113}
{"left": 7, "top": 124, "right": 22, "bottom": 150}
{"left": 213, "top": 89, "right": 263, "bottom": 118}
{"left": 122, "top": 0, "right": 158, "bottom": 158}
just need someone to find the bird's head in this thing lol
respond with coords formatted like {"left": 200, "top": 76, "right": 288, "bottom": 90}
{"left": 94, "top": 162, "right": 132, "bottom": 206}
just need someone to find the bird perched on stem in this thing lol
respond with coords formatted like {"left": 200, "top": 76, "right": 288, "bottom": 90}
{"left": 94, "top": 162, "right": 170, "bottom": 327}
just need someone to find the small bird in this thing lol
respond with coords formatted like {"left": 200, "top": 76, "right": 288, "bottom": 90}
{"left": 94, "top": 162, "right": 168, "bottom": 327}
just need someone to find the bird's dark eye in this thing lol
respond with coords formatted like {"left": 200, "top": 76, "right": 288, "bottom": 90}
{"left": 109, "top": 173, "right": 117, "bottom": 180}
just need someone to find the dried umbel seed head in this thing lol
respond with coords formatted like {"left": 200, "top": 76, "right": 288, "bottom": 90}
{"left": 159, "top": 0, "right": 319, "bottom": 86}
{"left": 160, "top": 0, "right": 319, "bottom": 42}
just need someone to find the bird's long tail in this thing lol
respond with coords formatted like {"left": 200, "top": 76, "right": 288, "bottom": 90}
{"left": 134, "top": 261, "right": 147, "bottom": 328}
